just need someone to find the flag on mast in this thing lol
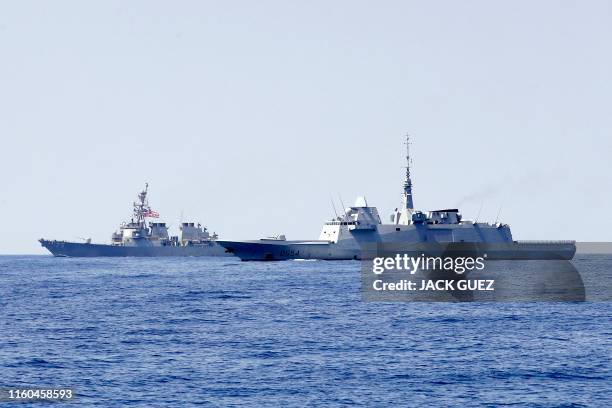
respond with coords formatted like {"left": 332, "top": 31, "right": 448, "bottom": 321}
{"left": 144, "top": 209, "right": 160, "bottom": 218}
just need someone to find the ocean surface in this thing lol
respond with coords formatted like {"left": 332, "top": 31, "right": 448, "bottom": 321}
{"left": 0, "top": 255, "right": 610, "bottom": 407}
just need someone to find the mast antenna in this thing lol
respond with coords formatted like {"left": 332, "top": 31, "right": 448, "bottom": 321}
{"left": 402, "top": 133, "right": 414, "bottom": 210}
{"left": 330, "top": 195, "right": 339, "bottom": 219}
{"left": 132, "top": 183, "right": 151, "bottom": 228}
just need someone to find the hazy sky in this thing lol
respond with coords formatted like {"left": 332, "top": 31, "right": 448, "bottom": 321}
{"left": 1, "top": 1, "right": 611, "bottom": 254}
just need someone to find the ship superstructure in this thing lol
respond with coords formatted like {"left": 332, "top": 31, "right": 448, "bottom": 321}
{"left": 110, "top": 183, "right": 161, "bottom": 246}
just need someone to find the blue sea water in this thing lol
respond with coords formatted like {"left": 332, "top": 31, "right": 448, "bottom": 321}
{"left": 0, "top": 255, "right": 610, "bottom": 407}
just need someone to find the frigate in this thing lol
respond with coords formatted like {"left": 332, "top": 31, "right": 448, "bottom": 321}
{"left": 39, "top": 184, "right": 229, "bottom": 257}
{"left": 218, "top": 137, "right": 576, "bottom": 261}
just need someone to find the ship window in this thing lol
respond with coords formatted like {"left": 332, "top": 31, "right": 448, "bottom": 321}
{"left": 396, "top": 228, "right": 400, "bottom": 231}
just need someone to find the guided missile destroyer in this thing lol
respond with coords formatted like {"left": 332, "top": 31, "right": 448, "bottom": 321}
{"left": 218, "top": 137, "right": 576, "bottom": 261}
{"left": 39, "top": 184, "right": 229, "bottom": 257}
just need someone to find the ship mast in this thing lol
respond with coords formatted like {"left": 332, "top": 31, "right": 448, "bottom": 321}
{"left": 402, "top": 134, "right": 414, "bottom": 210}
{"left": 133, "top": 183, "right": 149, "bottom": 228}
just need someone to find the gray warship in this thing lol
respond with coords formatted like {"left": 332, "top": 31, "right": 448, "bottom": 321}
{"left": 40, "top": 184, "right": 229, "bottom": 257}
{"left": 218, "top": 137, "right": 575, "bottom": 261}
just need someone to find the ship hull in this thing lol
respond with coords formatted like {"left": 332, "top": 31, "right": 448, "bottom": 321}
{"left": 39, "top": 239, "right": 231, "bottom": 257}
{"left": 217, "top": 240, "right": 576, "bottom": 261}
